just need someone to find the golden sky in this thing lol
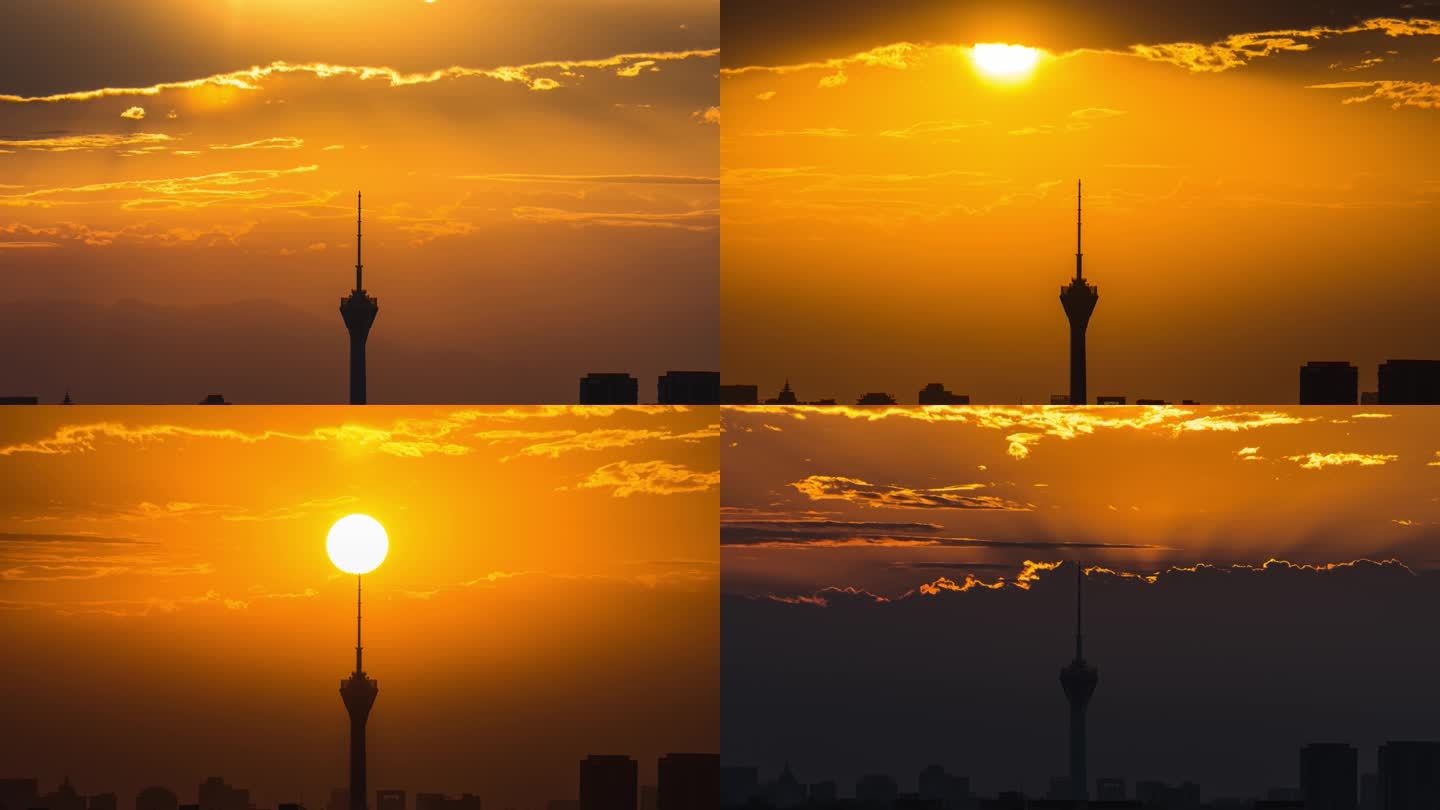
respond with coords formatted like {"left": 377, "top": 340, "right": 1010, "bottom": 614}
{"left": 0, "top": 405, "right": 718, "bottom": 808}
{"left": 0, "top": 1, "right": 718, "bottom": 402}
{"left": 722, "top": 405, "right": 1440, "bottom": 598}
{"left": 721, "top": 8, "right": 1440, "bottom": 403}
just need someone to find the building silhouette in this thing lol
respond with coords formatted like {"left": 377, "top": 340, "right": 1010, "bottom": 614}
{"left": 917, "top": 765, "right": 970, "bottom": 805}
{"left": 856, "top": 392, "right": 897, "bottom": 405}
{"left": 1377, "top": 742, "right": 1440, "bottom": 810}
{"left": 1301, "top": 744, "right": 1356, "bottom": 810}
{"left": 415, "top": 795, "right": 480, "bottom": 810}
{"left": 658, "top": 372, "right": 720, "bottom": 404}
{"left": 918, "top": 384, "right": 969, "bottom": 405}
{"left": 1059, "top": 564, "right": 1098, "bottom": 802}
{"left": 339, "top": 192, "right": 379, "bottom": 405}
{"left": 641, "top": 786, "right": 657, "bottom": 810}
{"left": 767, "top": 380, "right": 800, "bottom": 405}
{"left": 1096, "top": 396, "right": 1126, "bottom": 405}
{"left": 377, "top": 791, "right": 405, "bottom": 810}
{"left": 1059, "top": 180, "right": 1098, "bottom": 405}
{"left": 856, "top": 775, "right": 899, "bottom": 805}
{"left": 1300, "top": 362, "right": 1358, "bottom": 404}
{"left": 39, "top": 777, "right": 84, "bottom": 810}
{"left": 340, "top": 577, "right": 379, "bottom": 810}
{"left": 136, "top": 786, "right": 178, "bottom": 810}
{"left": 1377, "top": 360, "right": 1440, "bottom": 404}
{"left": 720, "top": 384, "right": 760, "bottom": 404}
{"left": 0, "top": 396, "right": 39, "bottom": 404}
{"left": 197, "top": 778, "right": 247, "bottom": 810}
{"left": 0, "top": 779, "right": 39, "bottom": 810}
{"left": 581, "top": 755, "right": 639, "bottom": 810}
{"left": 580, "top": 373, "right": 639, "bottom": 404}
{"left": 1095, "top": 778, "right": 1126, "bottom": 802}
{"left": 198, "top": 394, "right": 229, "bottom": 405}
{"left": 658, "top": 753, "right": 719, "bottom": 810}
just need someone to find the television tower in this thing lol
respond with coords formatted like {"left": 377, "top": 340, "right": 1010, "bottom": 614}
{"left": 339, "top": 576, "right": 378, "bottom": 810}
{"left": 1059, "top": 180, "right": 1098, "bottom": 405}
{"left": 340, "top": 192, "right": 378, "bottom": 405}
{"left": 1059, "top": 562, "right": 1098, "bottom": 801}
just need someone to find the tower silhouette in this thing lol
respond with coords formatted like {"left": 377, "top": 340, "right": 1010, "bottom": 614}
{"left": 1059, "top": 181, "right": 1098, "bottom": 405}
{"left": 340, "top": 192, "right": 378, "bottom": 405}
{"left": 340, "top": 576, "right": 378, "bottom": 810}
{"left": 1059, "top": 562, "right": 1098, "bottom": 801}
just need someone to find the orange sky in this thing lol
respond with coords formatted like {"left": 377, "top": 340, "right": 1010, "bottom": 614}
{"left": 0, "top": 1, "right": 718, "bottom": 403}
{"left": 0, "top": 405, "right": 718, "bottom": 809}
{"left": 722, "top": 405, "right": 1440, "bottom": 598}
{"left": 721, "top": 9, "right": 1440, "bottom": 403}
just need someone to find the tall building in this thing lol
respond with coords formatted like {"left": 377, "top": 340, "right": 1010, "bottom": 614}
{"left": 1300, "top": 362, "right": 1359, "bottom": 404}
{"left": 340, "top": 192, "right": 379, "bottom": 405}
{"left": 87, "top": 795, "right": 117, "bottom": 810}
{"left": 0, "top": 779, "right": 39, "bottom": 810}
{"left": 1059, "top": 563, "right": 1099, "bottom": 802}
{"left": 377, "top": 791, "right": 406, "bottom": 810}
{"left": 580, "top": 755, "right": 638, "bottom": 810}
{"left": 658, "top": 371, "right": 720, "bottom": 404}
{"left": 719, "top": 384, "right": 759, "bottom": 404}
{"left": 135, "top": 787, "right": 178, "bottom": 810}
{"left": 767, "top": 379, "right": 799, "bottom": 405}
{"left": 1059, "top": 180, "right": 1099, "bottom": 405}
{"left": 198, "top": 777, "right": 248, "bottom": 810}
{"left": 658, "top": 753, "right": 719, "bottom": 810}
{"left": 580, "top": 373, "right": 639, "bottom": 404}
{"left": 1378, "top": 360, "right": 1440, "bottom": 404}
{"left": 918, "top": 383, "right": 969, "bottom": 405}
{"left": 1302, "top": 744, "right": 1357, "bottom": 810}
{"left": 1377, "top": 741, "right": 1440, "bottom": 810}
{"left": 854, "top": 775, "right": 898, "bottom": 805}
{"left": 39, "top": 778, "right": 84, "bottom": 810}
{"left": 340, "top": 578, "right": 379, "bottom": 810}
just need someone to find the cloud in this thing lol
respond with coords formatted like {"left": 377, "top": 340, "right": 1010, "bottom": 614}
{"left": 616, "top": 60, "right": 658, "bottom": 78}
{"left": 119, "top": 106, "right": 146, "bottom": 120}
{"left": 0, "top": 164, "right": 319, "bottom": 210}
{"left": 728, "top": 405, "right": 1311, "bottom": 460}
{"left": 790, "top": 475, "right": 1032, "bottom": 511}
{"left": 1308, "top": 80, "right": 1440, "bottom": 110}
{"left": 878, "top": 120, "right": 989, "bottom": 139}
{"left": 818, "top": 71, "right": 849, "bottom": 88}
{"left": 1283, "top": 451, "right": 1399, "bottom": 469}
{"left": 719, "top": 515, "right": 1164, "bottom": 550}
{"left": 756, "top": 90, "right": 776, "bottom": 101}
{"left": 0, "top": 133, "right": 175, "bottom": 152}
{"left": 0, "top": 50, "right": 721, "bottom": 104}
{"left": 722, "top": 42, "right": 929, "bottom": 78}
{"left": 577, "top": 460, "right": 719, "bottom": 497}
{"left": 1120, "top": 18, "right": 1440, "bottom": 73}
{"left": 692, "top": 106, "right": 721, "bottom": 124}
{"left": 1070, "top": 107, "right": 1126, "bottom": 120}
{"left": 503, "top": 425, "right": 718, "bottom": 460}
{"left": 0, "top": 532, "right": 213, "bottom": 583}
{"left": 208, "top": 136, "right": 305, "bottom": 150}
{"left": 509, "top": 206, "right": 718, "bottom": 231}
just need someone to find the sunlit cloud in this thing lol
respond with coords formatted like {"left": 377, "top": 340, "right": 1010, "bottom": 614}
{"left": 119, "top": 106, "right": 146, "bottom": 120}
{"left": 1308, "top": 80, "right": 1440, "bottom": 110}
{"left": 208, "top": 136, "right": 305, "bottom": 151}
{"left": 0, "top": 132, "right": 175, "bottom": 152}
{"left": 0, "top": 50, "right": 721, "bottom": 104}
{"left": 790, "top": 475, "right": 1032, "bottom": 511}
{"left": 1284, "top": 451, "right": 1400, "bottom": 470}
{"left": 576, "top": 460, "right": 719, "bottom": 497}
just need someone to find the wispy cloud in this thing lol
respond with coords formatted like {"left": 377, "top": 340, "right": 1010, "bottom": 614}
{"left": 790, "top": 475, "right": 1032, "bottom": 511}
{"left": 577, "top": 460, "right": 719, "bottom": 497}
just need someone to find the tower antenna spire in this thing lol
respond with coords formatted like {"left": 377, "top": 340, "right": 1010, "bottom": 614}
{"left": 1075, "top": 179, "right": 1083, "bottom": 280}
{"left": 355, "top": 191, "right": 363, "bottom": 291}
{"left": 355, "top": 574, "right": 363, "bottom": 674}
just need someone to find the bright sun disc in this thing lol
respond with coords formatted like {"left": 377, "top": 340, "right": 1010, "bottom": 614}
{"left": 327, "top": 514, "right": 389, "bottom": 575}
{"left": 971, "top": 43, "right": 1041, "bottom": 79}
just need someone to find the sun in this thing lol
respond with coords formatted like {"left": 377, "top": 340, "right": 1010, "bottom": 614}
{"left": 971, "top": 43, "right": 1042, "bottom": 80}
{"left": 327, "top": 514, "right": 389, "bottom": 575}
